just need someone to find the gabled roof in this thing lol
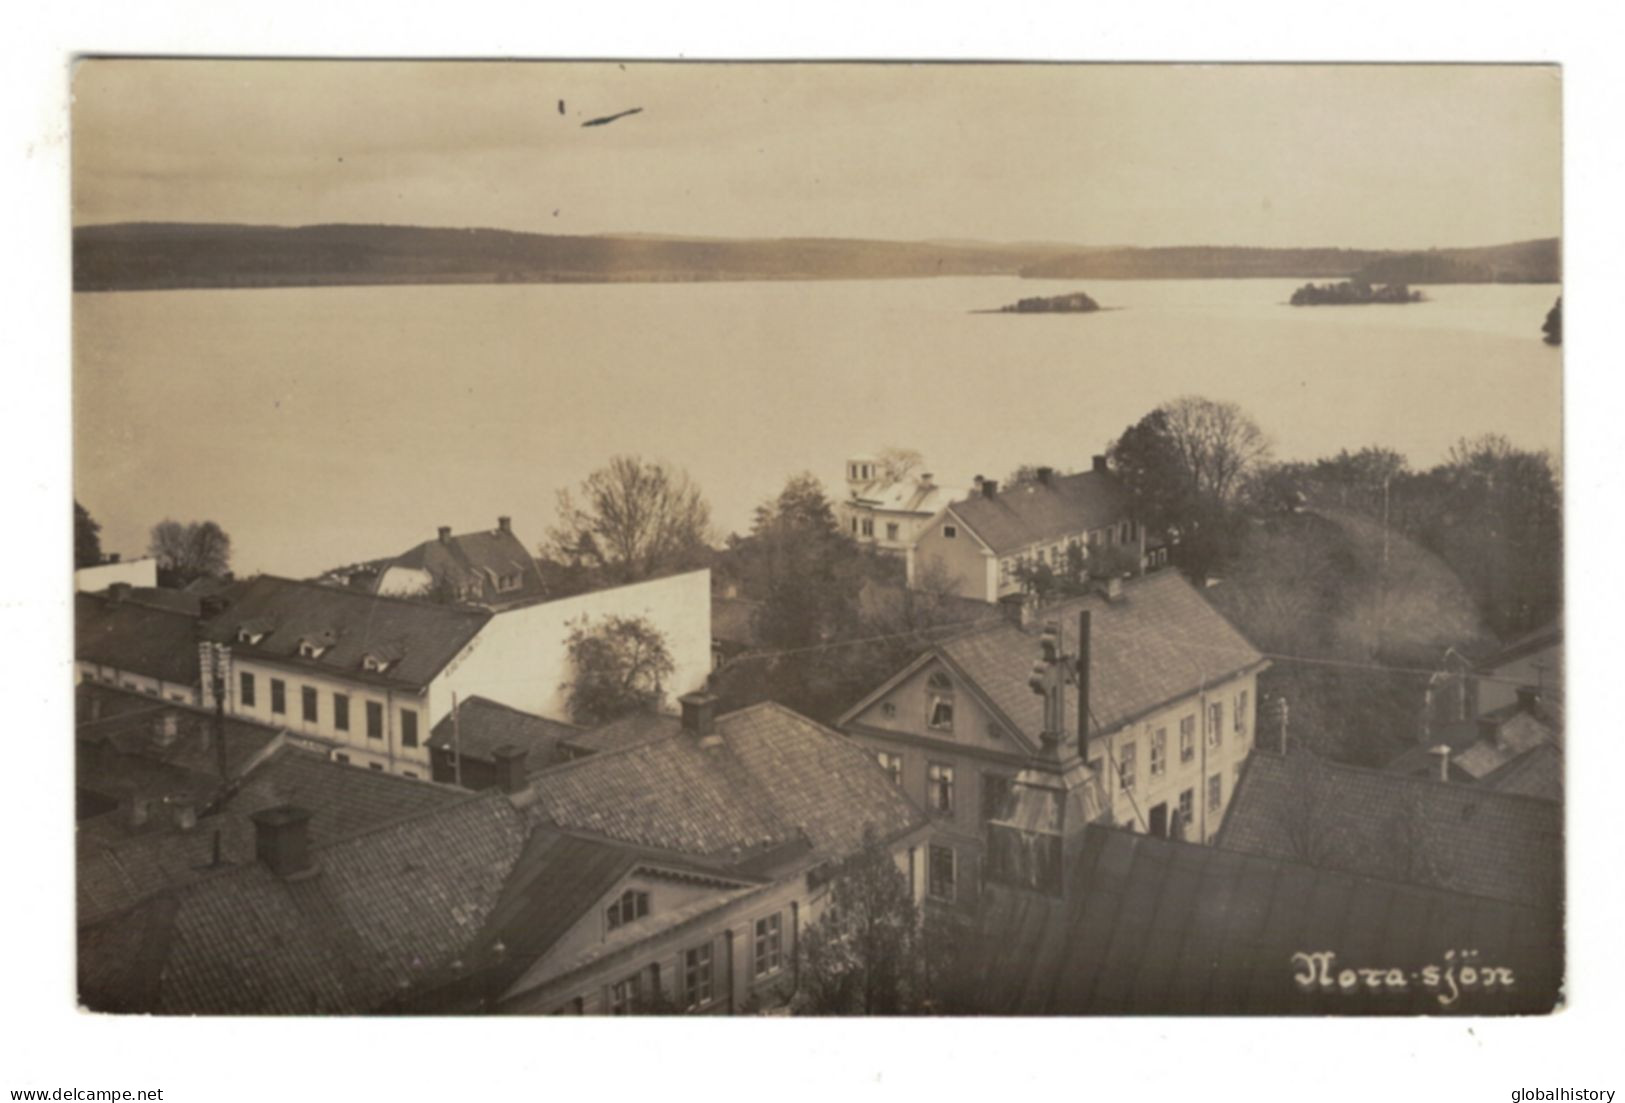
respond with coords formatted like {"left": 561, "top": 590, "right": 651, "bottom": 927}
{"left": 1479, "top": 744, "right": 1564, "bottom": 801}
{"left": 75, "top": 591, "right": 202, "bottom": 686}
{"left": 1216, "top": 752, "right": 1563, "bottom": 907}
{"left": 77, "top": 744, "right": 469, "bottom": 927}
{"left": 197, "top": 575, "right": 491, "bottom": 688}
{"left": 426, "top": 695, "right": 581, "bottom": 767}
{"left": 944, "top": 470, "right": 1131, "bottom": 556}
{"left": 959, "top": 824, "right": 1561, "bottom": 1014}
{"left": 386, "top": 524, "right": 547, "bottom": 607}
{"left": 77, "top": 684, "right": 283, "bottom": 798}
{"left": 880, "top": 571, "right": 1264, "bottom": 742}
{"left": 79, "top": 791, "right": 526, "bottom": 1014}
{"left": 528, "top": 702, "right": 926, "bottom": 870}
{"left": 559, "top": 710, "right": 676, "bottom": 757}
{"left": 848, "top": 476, "right": 967, "bottom": 517}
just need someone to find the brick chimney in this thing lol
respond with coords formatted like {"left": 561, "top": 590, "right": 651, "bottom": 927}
{"left": 981, "top": 479, "right": 999, "bottom": 500}
{"left": 170, "top": 796, "right": 198, "bottom": 832}
{"left": 199, "top": 594, "right": 228, "bottom": 619}
{"left": 151, "top": 711, "right": 181, "bottom": 747}
{"left": 438, "top": 526, "right": 452, "bottom": 544}
{"left": 680, "top": 692, "right": 722, "bottom": 748}
{"left": 1516, "top": 686, "right": 1541, "bottom": 713}
{"left": 497, "top": 515, "right": 512, "bottom": 534}
{"left": 107, "top": 582, "right": 131, "bottom": 604}
{"left": 490, "top": 744, "right": 529, "bottom": 794}
{"left": 1036, "top": 466, "right": 1054, "bottom": 487}
{"left": 1092, "top": 454, "right": 1108, "bottom": 474}
{"left": 252, "top": 805, "right": 315, "bottom": 879}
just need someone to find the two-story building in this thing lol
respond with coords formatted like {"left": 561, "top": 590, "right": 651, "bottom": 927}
{"left": 838, "top": 570, "right": 1268, "bottom": 912}
{"left": 75, "top": 586, "right": 208, "bottom": 705}
{"left": 838, "top": 457, "right": 967, "bottom": 555}
{"left": 905, "top": 458, "right": 1144, "bottom": 603}
{"left": 194, "top": 570, "right": 713, "bottom": 780}
{"left": 371, "top": 516, "right": 549, "bottom": 609}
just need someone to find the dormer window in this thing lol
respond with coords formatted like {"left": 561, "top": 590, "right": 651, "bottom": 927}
{"left": 296, "top": 638, "right": 329, "bottom": 660}
{"left": 236, "top": 628, "right": 266, "bottom": 646}
{"left": 360, "top": 653, "right": 394, "bottom": 674}
{"left": 926, "top": 671, "right": 955, "bottom": 731}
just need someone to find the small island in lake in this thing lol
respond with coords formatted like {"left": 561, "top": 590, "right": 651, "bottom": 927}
{"left": 1290, "top": 280, "right": 1423, "bottom": 306}
{"left": 997, "top": 290, "right": 1101, "bottom": 313}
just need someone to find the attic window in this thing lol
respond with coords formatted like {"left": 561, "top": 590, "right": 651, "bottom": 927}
{"left": 236, "top": 628, "right": 266, "bottom": 646}
{"left": 606, "top": 889, "right": 650, "bottom": 931}
{"left": 296, "top": 639, "right": 329, "bottom": 659}
{"left": 361, "top": 654, "right": 394, "bottom": 674}
{"left": 943, "top": 524, "right": 957, "bottom": 539}
{"left": 926, "top": 671, "right": 955, "bottom": 731}
{"left": 496, "top": 572, "right": 522, "bottom": 593}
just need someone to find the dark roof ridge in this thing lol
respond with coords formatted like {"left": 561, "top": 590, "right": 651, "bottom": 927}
{"left": 244, "top": 573, "right": 493, "bottom": 620}
{"left": 454, "top": 694, "right": 583, "bottom": 729}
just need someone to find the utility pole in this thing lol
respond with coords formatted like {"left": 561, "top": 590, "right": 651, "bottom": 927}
{"left": 452, "top": 691, "right": 463, "bottom": 788}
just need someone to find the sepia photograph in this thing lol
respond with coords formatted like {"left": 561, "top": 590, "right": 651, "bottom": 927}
{"left": 66, "top": 60, "right": 1564, "bottom": 1019}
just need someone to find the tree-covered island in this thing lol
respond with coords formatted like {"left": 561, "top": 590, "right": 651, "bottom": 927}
{"left": 1290, "top": 280, "right": 1423, "bottom": 306}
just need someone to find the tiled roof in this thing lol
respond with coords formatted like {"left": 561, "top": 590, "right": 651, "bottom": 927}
{"left": 76, "top": 685, "right": 284, "bottom": 799}
{"left": 1480, "top": 744, "right": 1564, "bottom": 801}
{"left": 559, "top": 711, "right": 676, "bottom": 757}
{"left": 77, "top": 744, "right": 469, "bottom": 927}
{"left": 426, "top": 695, "right": 581, "bottom": 767}
{"left": 197, "top": 575, "right": 490, "bottom": 688}
{"left": 387, "top": 525, "right": 547, "bottom": 607}
{"left": 932, "top": 571, "right": 1265, "bottom": 740}
{"left": 959, "top": 825, "right": 1561, "bottom": 1014}
{"left": 1216, "top": 752, "right": 1563, "bottom": 907}
{"left": 529, "top": 703, "right": 926, "bottom": 868}
{"left": 79, "top": 791, "right": 527, "bottom": 1014}
{"left": 1482, "top": 620, "right": 1563, "bottom": 672}
{"left": 75, "top": 591, "right": 202, "bottom": 686}
{"left": 946, "top": 470, "right": 1131, "bottom": 556}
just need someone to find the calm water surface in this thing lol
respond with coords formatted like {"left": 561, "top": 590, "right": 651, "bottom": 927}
{"left": 74, "top": 277, "right": 1562, "bottom": 577}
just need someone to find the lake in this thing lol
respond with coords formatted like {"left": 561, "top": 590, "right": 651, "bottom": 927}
{"left": 73, "top": 277, "right": 1562, "bottom": 578}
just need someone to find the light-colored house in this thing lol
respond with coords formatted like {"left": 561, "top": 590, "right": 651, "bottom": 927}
{"left": 838, "top": 571, "right": 1268, "bottom": 911}
{"left": 905, "top": 458, "right": 1143, "bottom": 603}
{"left": 75, "top": 556, "right": 159, "bottom": 593}
{"left": 194, "top": 570, "right": 713, "bottom": 779}
{"left": 372, "top": 517, "right": 548, "bottom": 609}
{"left": 839, "top": 456, "right": 967, "bottom": 555}
{"left": 75, "top": 588, "right": 205, "bottom": 705}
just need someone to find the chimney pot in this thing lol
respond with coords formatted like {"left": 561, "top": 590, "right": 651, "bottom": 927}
{"left": 1515, "top": 685, "right": 1540, "bottom": 713}
{"left": 108, "top": 553, "right": 121, "bottom": 564}
{"left": 438, "top": 526, "right": 452, "bottom": 544}
{"left": 490, "top": 744, "right": 529, "bottom": 794}
{"left": 1428, "top": 745, "right": 1453, "bottom": 784}
{"left": 172, "top": 797, "right": 198, "bottom": 832}
{"left": 680, "top": 692, "right": 721, "bottom": 746}
{"left": 1036, "top": 466, "right": 1054, "bottom": 487}
{"left": 152, "top": 711, "right": 181, "bottom": 746}
{"left": 982, "top": 479, "right": 999, "bottom": 500}
{"left": 497, "top": 516, "right": 512, "bottom": 534}
{"left": 252, "top": 805, "right": 315, "bottom": 878}
{"left": 107, "top": 582, "right": 131, "bottom": 604}
{"left": 1092, "top": 454, "right": 1108, "bottom": 474}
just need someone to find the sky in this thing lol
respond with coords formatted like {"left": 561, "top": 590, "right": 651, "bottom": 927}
{"left": 72, "top": 61, "right": 1561, "bottom": 250}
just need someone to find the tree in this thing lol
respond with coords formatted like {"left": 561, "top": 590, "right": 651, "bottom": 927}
{"left": 749, "top": 474, "right": 865, "bottom": 652}
{"left": 874, "top": 447, "right": 924, "bottom": 484}
{"left": 148, "top": 519, "right": 231, "bottom": 585}
{"left": 1543, "top": 297, "right": 1562, "bottom": 346}
{"left": 74, "top": 500, "right": 103, "bottom": 569}
{"left": 545, "top": 456, "right": 712, "bottom": 587}
{"left": 1159, "top": 394, "right": 1273, "bottom": 505}
{"left": 1004, "top": 462, "right": 1068, "bottom": 487}
{"left": 560, "top": 615, "right": 675, "bottom": 726}
{"left": 794, "top": 829, "right": 941, "bottom": 1015}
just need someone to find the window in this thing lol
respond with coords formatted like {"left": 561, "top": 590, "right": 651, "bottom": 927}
{"left": 606, "top": 889, "right": 650, "bottom": 931}
{"left": 861, "top": 518, "right": 874, "bottom": 537}
{"left": 1179, "top": 787, "right": 1194, "bottom": 829}
{"left": 1150, "top": 727, "right": 1168, "bottom": 777}
{"left": 926, "top": 671, "right": 954, "bottom": 731}
{"left": 334, "top": 752, "right": 350, "bottom": 764}
{"left": 1235, "top": 690, "right": 1249, "bottom": 734}
{"left": 296, "top": 639, "right": 326, "bottom": 659}
{"left": 1120, "top": 740, "right": 1137, "bottom": 792}
{"left": 333, "top": 693, "right": 350, "bottom": 732}
{"left": 683, "top": 943, "right": 714, "bottom": 1009}
{"left": 400, "top": 708, "right": 419, "bottom": 748}
{"left": 239, "top": 671, "right": 256, "bottom": 708}
{"left": 943, "top": 524, "right": 957, "bottom": 539}
{"left": 609, "top": 973, "right": 643, "bottom": 1015}
{"left": 876, "top": 751, "right": 903, "bottom": 786}
{"left": 1179, "top": 716, "right": 1195, "bottom": 763}
{"left": 270, "top": 678, "right": 286, "bottom": 715}
{"left": 368, "top": 762, "right": 383, "bottom": 772}
{"left": 753, "top": 913, "right": 783, "bottom": 977}
{"left": 981, "top": 773, "right": 1012, "bottom": 822}
{"left": 1000, "top": 558, "right": 1012, "bottom": 585}
{"left": 366, "top": 701, "right": 383, "bottom": 740}
{"left": 301, "top": 685, "right": 318, "bottom": 723}
{"left": 928, "top": 845, "right": 956, "bottom": 901}
{"left": 886, "top": 522, "right": 900, "bottom": 541}
{"left": 986, "top": 720, "right": 1004, "bottom": 741}
{"left": 880, "top": 701, "right": 897, "bottom": 719}
{"left": 1208, "top": 773, "right": 1223, "bottom": 813}
{"left": 1208, "top": 702, "right": 1223, "bottom": 748}
{"left": 928, "top": 762, "right": 955, "bottom": 816}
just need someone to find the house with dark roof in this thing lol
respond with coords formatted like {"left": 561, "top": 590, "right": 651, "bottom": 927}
{"left": 953, "top": 821, "right": 1561, "bottom": 1014}
{"left": 75, "top": 588, "right": 207, "bottom": 705}
{"left": 1389, "top": 685, "right": 1563, "bottom": 792}
{"left": 373, "top": 516, "right": 548, "bottom": 610}
{"left": 1217, "top": 751, "right": 1563, "bottom": 909}
{"left": 427, "top": 695, "right": 582, "bottom": 789}
{"left": 839, "top": 570, "right": 1267, "bottom": 911}
{"left": 838, "top": 456, "right": 969, "bottom": 554}
{"left": 905, "top": 457, "right": 1145, "bottom": 603}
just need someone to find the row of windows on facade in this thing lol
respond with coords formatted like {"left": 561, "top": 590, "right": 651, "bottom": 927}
{"left": 237, "top": 671, "right": 420, "bottom": 747}
{"left": 851, "top": 516, "right": 902, "bottom": 541}
{"left": 562, "top": 911, "right": 787, "bottom": 1015}
{"left": 993, "top": 524, "right": 1138, "bottom": 584}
